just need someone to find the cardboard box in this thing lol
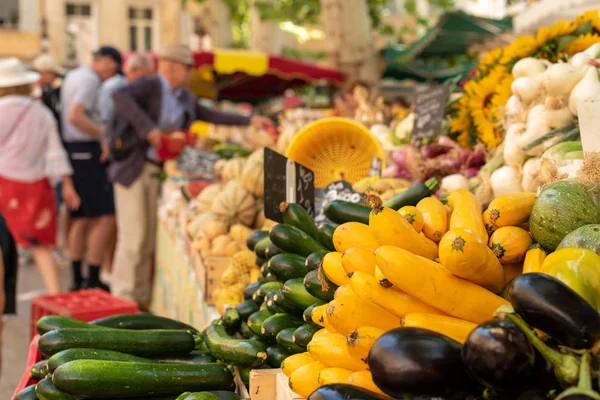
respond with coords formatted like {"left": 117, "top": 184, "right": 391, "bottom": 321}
{"left": 250, "top": 369, "right": 280, "bottom": 400}
{"left": 276, "top": 371, "right": 304, "bottom": 400}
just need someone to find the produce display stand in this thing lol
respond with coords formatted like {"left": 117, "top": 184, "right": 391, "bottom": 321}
{"left": 249, "top": 369, "right": 302, "bottom": 400}
{"left": 11, "top": 335, "right": 42, "bottom": 400}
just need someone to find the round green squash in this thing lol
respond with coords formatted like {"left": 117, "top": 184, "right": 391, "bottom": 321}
{"left": 557, "top": 224, "right": 600, "bottom": 255}
{"left": 529, "top": 180, "right": 600, "bottom": 251}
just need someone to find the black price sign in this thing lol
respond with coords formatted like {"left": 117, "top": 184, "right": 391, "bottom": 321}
{"left": 412, "top": 84, "right": 448, "bottom": 139}
{"left": 369, "top": 157, "right": 382, "bottom": 177}
{"left": 314, "top": 180, "right": 364, "bottom": 225}
{"left": 263, "top": 148, "right": 315, "bottom": 223}
{"left": 177, "top": 147, "right": 220, "bottom": 179}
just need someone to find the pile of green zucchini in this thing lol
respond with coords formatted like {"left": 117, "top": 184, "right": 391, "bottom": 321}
{"left": 16, "top": 314, "right": 241, "bottom": 400}
{"left": 204, "top": 203, "right": 336, "bottom": 385}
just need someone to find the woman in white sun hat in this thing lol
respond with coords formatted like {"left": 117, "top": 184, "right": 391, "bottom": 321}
{"left": 0, "top": 57, "right": 80, "bottom": 294}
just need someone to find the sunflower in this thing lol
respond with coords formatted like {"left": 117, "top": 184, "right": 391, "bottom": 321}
{"left": 573, "top": 10, "right": 600, "bottom": 32}
{"left": 465, "top": 74, "right": 500, "bottom": 148}
{"left": 499, "top": 35, "right": 539, "bottom": 64}
{"left": 535, "top": 19, "right": 576, "bottom": 47}
{"left": 565, "top": 33, "right": 600, "bottom": 55}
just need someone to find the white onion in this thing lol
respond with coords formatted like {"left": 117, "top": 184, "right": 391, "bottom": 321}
{"left": 440, "top": 174, "right": 470, "bottom": 194}
{"left": 543, "top": 63, "right": 585, "bottom": 98}
{"left": 569, "top": 65, "right": 600, "bottom": 116}
{"left": 522, "top": 157, "right": 542, "bottom": 192}
{"left": 543, "top": 96, "right": 574, "bottom": 128}
{"left": 526, "top": 104, "right": 546, "bottom": 126}
{"left": 518, "top": 121, "right": 551, "bottom": 156}
{"left": 584, "top": 43, "right": 600, "bottom": 58}
{"left": 491, "top": 166, "right": 524, "bottom": 197}
{"left": 570, "top": 52, "right": 591, "bottom": 68}
{"left": 505, "top": 95, "right": 525, "bottom": 123}
{"left": 512, "top": 77, "right": 543, "bottom": 104}
{"left": 512, "top": 57, "right": 546, "bottom": 78}
{"left": 503, "top": 123, "right": 526, "bottom": 168}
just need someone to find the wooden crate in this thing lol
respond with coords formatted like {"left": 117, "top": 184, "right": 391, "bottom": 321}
{"left": 203, "top": 256, "right": 231, "bottom": 306}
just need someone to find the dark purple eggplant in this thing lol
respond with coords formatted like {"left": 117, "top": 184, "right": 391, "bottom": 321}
{"left": 487, "top": 388, "right": 551, "bottom": 400}
{"left": 555, "top": 353, "right": 600, "bottom": 400}
{"left": 307, "top": 384, "right": 388, "bottom": 400}
{"left": 367, "top": 327, "right": 474, "bottom": 398}
{"left": 531, "top": 337, "right": 562, "bottom": 391}
{"left": 507, "top": 273, "right": 600, "bottom": 349}
{"left": 462, "top": 319, "right": 535, "bottom": 391}
{"left": 501, "top": 312, "right": 580, "bottom": 387}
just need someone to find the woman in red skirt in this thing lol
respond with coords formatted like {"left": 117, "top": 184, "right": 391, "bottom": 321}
{"left": 0, "top": 58, "right": 80, "bottom": 294}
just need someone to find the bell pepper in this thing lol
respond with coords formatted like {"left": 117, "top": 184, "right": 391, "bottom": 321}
{"left": 540, "top": 248, "right": 600, "bottom": 311}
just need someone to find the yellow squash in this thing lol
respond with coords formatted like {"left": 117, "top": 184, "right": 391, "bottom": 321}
{"left": 322, "top": 252, "right": 350, "bottom": 286}
{"left": 438, "top": 228, "right": 505, "bottom": 294}
{"left": 341, "top": 248, "right": 376, "bottom": 275}
{"left": 366, "top": 195, "right": 438, "bottom": 260}
{"left": 375, "top": 245, "right": 510, "bottom": 324}
{"left": 504, "top": 263, "right": 523, "bottom": 284}
{"left": 312, "top": 328, "right": 331, "bottom": 341}
{"left": 398, "top": 206, "right": 425, "bottom": 232}
{"left": 522, "top": 244, "right": 546, "bottom": 274}
{"left": 346, "top": 326, "right": 385, "bottom": 361}
{"left": 334, "top": 284, "right": 355, "bottom": 299}
{"left": 489, "top": 226, "right": 532, "bottom": 265}
{"left": 311, "top": 304, "right": 329, "bottom": 327}
{"left": 325, "top": 291, "right": 400, "bottom": 336}
{"left": 487, "top": 192, "right": 537, "bottom": 227}
{"left": 374, "top": 266, "right": 400, "bottom": 292}
{"left": 401, "top": 313, "right": 476, "bottom": 344}
{"left": 416, "top": 196, "right": 448, "bottom": 242}
{"left": 318, "top": 367, "right": 354, "bottom": 386}
{"left": 282, "top": 352, "right": 315, "bottom": 377}
{"left": 349, "top": 271, "right": 442, "bottom": 317}
{"left": 307, "top": 332, "right": 368, "bottom": 371}
{"left": 333, "top": 222, "right": 380, "bottom": 252}
{"left": 482, "top": 208, "right": 497, "bottom": 237}
{"left": 348, "top": 371, "right": 391, "bottom": 398}
{"left": 289, "top": 361, "right": 327, "bottom": 397}
{"left": 447, "top": 189, "right": 488, "bottom": 242}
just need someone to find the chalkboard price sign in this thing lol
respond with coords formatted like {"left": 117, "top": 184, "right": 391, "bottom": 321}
{"left": 263, "top": 148, "right": 315, "bottom": 223}
{"left": 177, "top": 146, "right": 220, "bottom": 179}
{"left": 412, "top": 84, "right": 449, "bottom": 140}
{"left": 314, "top": 180, "right": 364, "bottom": 225}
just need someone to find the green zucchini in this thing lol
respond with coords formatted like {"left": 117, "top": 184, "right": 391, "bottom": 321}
{"left": 247, "top": 231, "right": 269, "bottom": 252}
{"left": 265, "top": 291, "right": 286, "bottom": 314}
{"left": 317, "top": 224, "right": 336, "bottom": 251}
{"left": 243, "top": 283, "right": 261, "bottom": 301}
{"left": 36, "top": 377, "right": 79, "bottom": 400}
{"left": 35, "top": 315, "right": 105, "bottom": 336}
{"left": 247, "top": 309, "right": 274, "bottom": 337}
{"left": 264, "top": 242, "right": 284, "bottom": 260}
{"left": 239, "top": 321, "right": 253, "bottom": 339}
{"left": 53, "top": 360, "right": 234, "bottom": 397}
{"left": 303, "top": 304, "right": 319, "bottom": 325}
{"left": 283, "top": 278, "right": 321, "bottom": 310}
{"left": 268, "top": 253, "right": 307, "bottom": 281}
{"left": 238, "top": 367, "right": 251, "bottom": 385}
{"left": 204, "top": 324, "right": 267, "bottom": 367}
{"left": 269, "top": 224, "right": 328, "bottom": 257}
{"left": 280, "top": 202, "right": 319, "bottom": 240}
{"left": 304, "top": 269, "right": 338, "bottom": 301}
{"left": 260, "top": 263, "right": 270, "bottom": 278}
{"left": 383, "top": 178, "right": 439, "bottom": 210}
{"left": 293, "top": 324, "right": 320, "bottom": 347}
{"left": 38, "top": 328, "right": 198, "bottom": 358}
{"left": 272, "top": 289, "right": 305, "bottom": 317}
{"left": 89, "top": 314, "right": 197, "bottom": 332}
{"left": 255, "top": 256, "right": 267, "bottom": 267}
{"left": 252, "top": 282, "right": 284, "bottom": 304}
{"left": 236, "top": 300, "right": 259, "bottom": 321}
{"left": 276, "top": 328, "right": 306, "bottom": 354}
{"left": 30, "top": 360, "right": 48, "bottom": 381}
{"left": 222, "top": 308, "right": 242, "bottom": 334}
{"left": 266, "top": 345, "right": 291, "bottom": 368}
{"left": 196, "top": 340, "right": 209, "bottom": 352}
{"left": 254, "top": 236, "right": 271, "bottom": 259}
{"left": 14, "top": 385, "right": 38, "bottom": 400}
{"left": 324, "top": 200, "right": 370, "bottom": 225}
{"left": 259, "top": 302, "right": 269, "bottom": 311}
{"left": 305, "top": 251, "right": 328, "bottom": 272}
{"left": 261, "top": 314, "right": 304, "bottom": 341}
{"left": 177, "top": 392, "right": 241, "bottom": 400}
{"left": 47, "top": 348, "right": 150, "bottom": 373}
{"left": 157, "top": 351, "right": 217, "bottom": 365}
{"left": 259, "top": 273, "right": 278, "bottom": 283}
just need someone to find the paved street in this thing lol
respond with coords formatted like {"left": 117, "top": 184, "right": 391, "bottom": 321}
{"left": 0, "top": 258, "right": 70, "bottom": 398}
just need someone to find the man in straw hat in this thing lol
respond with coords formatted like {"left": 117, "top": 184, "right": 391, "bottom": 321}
{"left": 109, "top": 43, "right": 272, "bottom": 309}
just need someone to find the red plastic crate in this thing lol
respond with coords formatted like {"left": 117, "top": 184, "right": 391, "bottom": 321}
{"left": 30, "top": 289, "right": 138, "bottom": 339}
{"left": 12, "top": 335, "right": 42, "bottom": 399}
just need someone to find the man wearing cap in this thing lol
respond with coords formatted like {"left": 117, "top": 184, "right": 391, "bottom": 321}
{"left": 60, "top": 45, "right": 122, "bottom": 291}
{"left": 110, "top": 44, "right": 272, "bottom": 308}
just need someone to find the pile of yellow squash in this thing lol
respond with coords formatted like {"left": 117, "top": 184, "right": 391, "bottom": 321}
{"left": 281, "top": 188, "right": 600, "bottom": 397}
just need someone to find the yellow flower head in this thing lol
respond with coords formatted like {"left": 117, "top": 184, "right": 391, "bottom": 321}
{"left": 574, "top": 10, "right": 600, "bottom": 32}
{"left": 536, "top": 19, "right": 576, "bottom": 47}
{"left": 565, "top": 33, "right": 600, "bottom": 55}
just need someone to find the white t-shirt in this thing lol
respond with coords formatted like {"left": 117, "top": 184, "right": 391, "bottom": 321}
{"left": 60, "top": 66, "right": 101, "bottom": 143}
{"left": 0, "top": 96, "right": 73, "bottom": 182}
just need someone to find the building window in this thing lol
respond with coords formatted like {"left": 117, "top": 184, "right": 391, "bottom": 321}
{"left": 66, "top": 3, "right": 91, "bottom": 16}
{"left": 128, "top": 7, "right": 154, "bottom": 51}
